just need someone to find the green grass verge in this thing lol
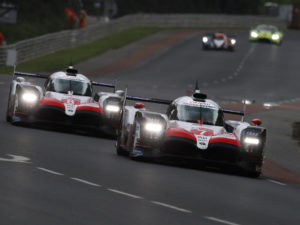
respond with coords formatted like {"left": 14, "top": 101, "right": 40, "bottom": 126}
{"left": 0, "top": 27, "right": 163, "bottom": 74}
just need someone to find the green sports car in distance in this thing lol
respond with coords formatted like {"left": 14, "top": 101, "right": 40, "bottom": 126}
{"left": 249, "top": 24, "right": 283, "bottom": 45}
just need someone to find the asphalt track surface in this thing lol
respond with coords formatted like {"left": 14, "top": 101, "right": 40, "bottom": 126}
{"left": 0, "top": 30, "right": 300, "bottom": 225}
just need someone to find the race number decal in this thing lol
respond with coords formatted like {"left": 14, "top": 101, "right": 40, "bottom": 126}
{"left": 195, "top": 134, "right": 211, "bottom": 150}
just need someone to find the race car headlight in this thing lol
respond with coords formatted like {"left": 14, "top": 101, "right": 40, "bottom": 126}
{"left": 145, "top": 122, "right": 163, "bottom": 133}
{"left": 272, "top": 34, "right": 279, "bottom": 40}
{"left": 105, "top": 105, "right": 120, "bottom": 112}
{"left": 22, "top": 92, "right": 38, "bottom": 103}
{"left": 244, "top": 137, "right": 260, "bottom": 145}
{"left": 251, "top": 31, "right": 258, "bottom": 38}
{"left": 231, "top": 39, "right": 236, "bottom": 45}
{"left": 202, "top": 37, "right": 208, "bottom": 43}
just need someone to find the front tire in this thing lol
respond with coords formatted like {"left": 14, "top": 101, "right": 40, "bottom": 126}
{"left": 6, "top": 92, "right": 18, "bottom": 123}
{"left": 116, "top": 130, "right": 127, "bottom": 156}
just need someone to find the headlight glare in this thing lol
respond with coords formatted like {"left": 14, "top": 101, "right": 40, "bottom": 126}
{"left": 244, "top": 137, "right": 260, "bottom": 145}
{"left": 202, "top": 37, "right": 208, "bottom": 43}
{"left": 106, "top": 105, "right": 120, "bottom": 112}
{"left": 22, "top": 92, "right": 38, "bottom": 103}
{"left": 272, "top": 34, "right": 279, "bottom": 40}
{"left": 251, "top": 31, "right": 258, "bottom": 38}
{"left": 231, "top": 39, "right": 236, "bottom": 45}
{"left": 145, "top": 122, "right": 162, "bottom": 133}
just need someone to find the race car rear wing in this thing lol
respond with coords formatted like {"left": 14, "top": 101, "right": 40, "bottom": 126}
{"left": 91, "top": 81, "right": 115, "bottom": 88}
{"left": 14, "top": 71, "right": 48, "bottom": 79}
{"left": 221, "top": 108, "right": 244, "bottom": 116}
{"left": 126, "top": 96, "right": 172, "bottom": 105}
{"left": 91, "top": 81, "right": 116, "bottom": 92}
{"left": 14, "top": 71, "right": 116, "bottom": 91}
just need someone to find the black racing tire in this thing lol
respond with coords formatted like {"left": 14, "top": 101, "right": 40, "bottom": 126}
{"left": 245, "top": 170, "right": 261, "bottom": 178}
{"left": 116, "top": 130, "right": 127, "bottom": 156}
{"left": 6, "top": 87, "right": 14, "bottom": 122}
{"left": 10, "top": 93, "right": 21, "bottom": 124}
{"left": 242, "top": 163, "right": 262, "bottom": 178}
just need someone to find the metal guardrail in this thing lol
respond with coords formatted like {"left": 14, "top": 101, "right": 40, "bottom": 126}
{"left": 0, "top": 14, "right": 286, "bottom": 66}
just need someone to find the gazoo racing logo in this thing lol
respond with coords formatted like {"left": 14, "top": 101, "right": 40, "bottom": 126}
{"left": 191, "top": 128, "right": 213, "bottom": 150}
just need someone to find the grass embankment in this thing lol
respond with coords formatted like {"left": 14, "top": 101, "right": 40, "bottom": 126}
{"left": 0, "top": 27, "right": 162, "bottom": 74}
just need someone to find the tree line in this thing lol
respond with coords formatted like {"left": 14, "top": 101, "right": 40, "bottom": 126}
{"left": 115, "top": 0, "right": 265, "bottom": 16}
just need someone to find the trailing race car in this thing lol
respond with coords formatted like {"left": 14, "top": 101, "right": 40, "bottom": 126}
{"left": 6, "top": 66, "right": 124, "bottom": 135}
{"left": 116, "top": 85, "right": 266, "bottom": 177}
{"left": 202, "top": 32, "right": 236, "bottom": 51}
{"left": 249, "top": 24, "right": 283, "bottom": 45}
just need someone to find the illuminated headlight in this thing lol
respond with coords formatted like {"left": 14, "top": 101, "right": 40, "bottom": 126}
{"left": 145, "top": 122, "right": 163, "bottom": 133}
{"left": 22, "top": 92, "right": 38, "bottom": 103}
{"left": 231, "top": 39, "right": 236, "bottom": 45}
{"left": 202, "top": 37, "right": 208, "bottom": 43}
{"left": 242, "top": 99, "right": 252, "bottom": 105}
{"left": 244, "top": 137, "right": 260, "bottom": 145}
{"left": 105, "top": 105, "right": 120, "bottom": 112}
{"left": 251, "top": 31, "right": 258, "bottom": 38}
{"left": 272, "top": 34, "right": 279, "bottom": 40}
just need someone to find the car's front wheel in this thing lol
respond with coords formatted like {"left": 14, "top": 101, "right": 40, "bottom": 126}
{"left": 116, "top": 129, "right": 127, "bottom": 156}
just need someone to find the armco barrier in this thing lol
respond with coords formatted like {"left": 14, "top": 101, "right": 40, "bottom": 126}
{"left": 0, "top": 14, "right": 286, "bottom": 66}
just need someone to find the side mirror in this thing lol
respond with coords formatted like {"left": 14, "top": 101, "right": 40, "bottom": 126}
{"left": 134, "top": 103, "right": 145, "bottom": 109}
{"left": 251, "top": 119, "right": 262, "bottom": 126}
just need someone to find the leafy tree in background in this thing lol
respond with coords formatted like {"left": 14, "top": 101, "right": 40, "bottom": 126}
{"left": 0, "top": 0, "right": 82, "bottom": 44}
{"left": 115, "top": 0, "right": 265, "bottom": 16}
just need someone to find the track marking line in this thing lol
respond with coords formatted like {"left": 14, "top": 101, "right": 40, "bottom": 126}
{"left": 107, "top": 189, "right": 143, "bottom": 199}
{"left": 267, "top": 179, "right": 286, "bottom": 186}
{"left": 37, "top": 167, "right": 64, "bottom": 176}
{"left": 205, "top": 216, "right": 240, "bottom": 225}
{"left": 151, "top": 201, "right": 192, "bottom": 213}
{"left": 0, "top": 154, "right": 31, "bottom": 163}
{"left": 71, "top": 178, "right": 102, "bottom": 187}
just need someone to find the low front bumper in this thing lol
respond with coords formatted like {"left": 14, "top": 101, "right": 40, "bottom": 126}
{"left": 14, "top": 105, "right": 118, "bottom": 134}
{"left": 133, "top": 136, "right": 262, "bottom": 167}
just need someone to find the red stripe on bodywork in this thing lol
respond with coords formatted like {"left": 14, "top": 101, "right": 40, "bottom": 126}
{"left": 77, "top": 105, "right": 103, "bottom": 114}
{"left": 39, "top": 97, "right": 65, "bottom": 109}
{"left": 165, "top": 128, "right": 196, "bottom": 142}
{"left": 209, "top": 137, "right": 241, "bottom": 147}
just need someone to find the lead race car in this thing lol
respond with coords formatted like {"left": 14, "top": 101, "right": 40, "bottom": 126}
{"left": 202, "top": 32, "right": 236, "bottom": 51}
{"left": 116, "top": 85, "right": 266, "bottom": 177}
{"left": 6, "top": 66, "right": 124, "bottom": 135}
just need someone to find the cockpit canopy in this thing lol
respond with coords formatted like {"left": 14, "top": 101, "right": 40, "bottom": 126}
{"left": 47, "top": 78, "right": 92, "bottom": 96}
{"left": 256, "top": 25, "right": 277, "bottom": 33}
{"left": 168, "top": 103, "right": 224, "bottom": 126}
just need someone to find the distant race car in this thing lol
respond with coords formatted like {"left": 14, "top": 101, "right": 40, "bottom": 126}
{"left": 6, "top": 66, "right": 124, "bottom": 135}
{"left": 202, "top": 32, "right": 236, "bottom": 51}
{"left": 116, "top": 85, "right": 266, "bottom": 177}
{"left": 249, "top": 24, "right": 283, "bottom": 45}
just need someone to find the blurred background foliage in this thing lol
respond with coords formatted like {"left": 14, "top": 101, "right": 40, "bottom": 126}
{"left": 0, "top": 0, "right": 299, "bottom": 44}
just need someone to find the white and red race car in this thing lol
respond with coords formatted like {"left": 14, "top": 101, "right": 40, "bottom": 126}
{"left": 116, "top": 86, "right": 266, "bottom": 177}
{"left": 202, "top": 32, "right": 236, "bottom": 51}
{"left": 6, "top": 66, "right": 124, "bottom": 135}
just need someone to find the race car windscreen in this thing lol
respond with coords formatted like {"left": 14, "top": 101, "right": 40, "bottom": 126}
{"left": 257, "top": 26, "right": 277, "bottom": 32}
{"left": 177, "top": 105, "right": 223, "bottom": 126}
{"left": 49, "top": 79, "right": 92, "bottom": 96}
